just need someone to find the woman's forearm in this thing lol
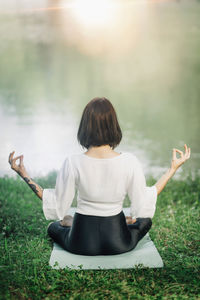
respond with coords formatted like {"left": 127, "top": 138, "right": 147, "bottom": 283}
{"left": 19, "top": 171, "right": 43, "bottom": 200}
{"left": 155, "top": 167, "right": 176, "bottom": 196}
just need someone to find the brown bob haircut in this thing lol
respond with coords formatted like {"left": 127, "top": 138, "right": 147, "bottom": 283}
{"left": 77, "top": 97, "right": 122, "bottom": 149}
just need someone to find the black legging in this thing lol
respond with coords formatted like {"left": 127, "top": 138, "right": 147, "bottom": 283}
{"left": 48, "top": 211, "right": 152, "bottom": 256}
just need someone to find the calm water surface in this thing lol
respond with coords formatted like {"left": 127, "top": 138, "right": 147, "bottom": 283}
{"left": 0, "top": 0, "right": 200, "bottom": 178}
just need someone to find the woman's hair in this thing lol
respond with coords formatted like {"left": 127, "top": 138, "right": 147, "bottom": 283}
{"left": 77, "top": 97, "right": 122, "bottom": 149}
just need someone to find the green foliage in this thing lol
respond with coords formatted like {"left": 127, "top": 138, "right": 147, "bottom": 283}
{"left": 0, "top": 175, "right": 199, "bottom": 299}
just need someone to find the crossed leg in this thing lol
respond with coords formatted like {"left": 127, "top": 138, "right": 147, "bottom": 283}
{"left": 58, "top": 215, "right": 136, "bottom": 227}
{"left": 47, "top": 215, "right": 152, "bottom": 254}
{"left": 127, "top": 217, "right": 152, "bottom": 249}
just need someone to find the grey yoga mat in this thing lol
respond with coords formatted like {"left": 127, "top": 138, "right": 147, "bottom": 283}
{"left": 49, "top": 208, "right": 163, "bottom": 270}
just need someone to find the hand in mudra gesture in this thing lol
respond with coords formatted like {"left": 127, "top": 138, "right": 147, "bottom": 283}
{"left": 8, "top": 151, "right": 27, "bottom": 176}
{"left": 171, "top": 144, "right": 191, "bottom": 171}
{"left": 8, "top": 151, "right": 43, "bottom": 200}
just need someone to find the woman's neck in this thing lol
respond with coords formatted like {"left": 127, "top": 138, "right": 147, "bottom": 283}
{"left": 85, "top": 145, "right": 120, "bottom": 159}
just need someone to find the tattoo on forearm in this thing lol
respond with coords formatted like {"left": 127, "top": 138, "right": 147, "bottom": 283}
{"left": 23, "top": 177, "right": 39, "bottom": 194}
{"left": 30, "top": 178, "right": 42, "bottom": 190}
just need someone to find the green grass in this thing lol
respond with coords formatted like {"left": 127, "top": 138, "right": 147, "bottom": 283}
{"left": 0, "top": 173, "right": 199, "bottom": 299}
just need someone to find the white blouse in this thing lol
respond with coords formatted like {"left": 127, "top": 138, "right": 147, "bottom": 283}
{"left": 42, "top": 152, "right": 158, "bottom": 220}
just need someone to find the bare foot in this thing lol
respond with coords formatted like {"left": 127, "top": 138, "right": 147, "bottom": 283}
{"left": 126, "top": 216, "right": 136, "bottom": 225}
{"left": 60, "top": 215, "right": 73, "bottom": 227}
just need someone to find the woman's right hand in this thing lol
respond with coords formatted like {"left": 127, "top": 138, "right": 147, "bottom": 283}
{"left": 8, "top": 151, "right": 27, "bottom": 176}
{"left": 155, "top": 144, "right": 191, "bottom": 196}
{"left": 170, "top": 144, "right": 191, "bottom": 171}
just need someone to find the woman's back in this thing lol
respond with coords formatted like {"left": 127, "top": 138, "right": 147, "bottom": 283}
{"left": 43, "top": 150, "right": 157, "bottom": 221}
{"left": 71, "top": 152, "right": 135, "bottom": 216}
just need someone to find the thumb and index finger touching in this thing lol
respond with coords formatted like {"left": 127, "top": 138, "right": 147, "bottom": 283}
{"left": 172, "top": 144, "right": 191, "bottom": 160}
{"left": 8, "top": 151, "right": 24, "bottom": 165}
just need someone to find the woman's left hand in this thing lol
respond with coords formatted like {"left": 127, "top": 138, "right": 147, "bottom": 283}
{"left": 171, "top": 144, "right": 191, "bottom": 171}
{"left": 8, "top": 151, "right": 27, "bottom": 176}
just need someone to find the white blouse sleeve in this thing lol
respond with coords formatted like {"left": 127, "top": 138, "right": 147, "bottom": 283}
{"left": 127, "top": 155, "right": 157, "bottom": 219}
{"left": 42, "top": 157, "right": 76, "bottom": 220}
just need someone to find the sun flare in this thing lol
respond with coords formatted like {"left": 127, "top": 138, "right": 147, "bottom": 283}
{"left": 70, "top": 0, "right": 117, "bottom": 28}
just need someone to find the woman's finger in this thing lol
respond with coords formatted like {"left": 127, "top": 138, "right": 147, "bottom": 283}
{"left": 183, "top": 144, "right": 188, "bottom": 160}
{"left": 172, "top": 149, "right": 177, "bottom": 160}
{"left": 185, "top": 144, "right": 190, "bottom": 158}
{"left": 19, "top": 155, "right": 24, "bottom": 166}
{"left": 184, "top": 144, "right": 188, "bottom": 156}
{"left": 184, "top": 145, "right": 190, "bottom": 159}
{"left": 174, "top": 149, "right": 184, "bottom": 158}
{"left": 186, "top": 147, "right": 191, "bottom": 159}
{"left": 188, "top": 148, "right": 191, "bottom": 158}
{"left": 11, "top": 156, "right": 21, "bottom": 166}
{"left": 12, "top": 155, "right": 21, "bottom": 162}
{"left": 8, "top": 151, "right": 15, "bottom": 164}
{"left": 8, "top": 153, "right": 12, "bottom": 164}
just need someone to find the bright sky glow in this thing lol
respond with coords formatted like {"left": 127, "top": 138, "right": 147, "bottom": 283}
{"left": 70, "top": 0, "right": 117, "bottom": 28}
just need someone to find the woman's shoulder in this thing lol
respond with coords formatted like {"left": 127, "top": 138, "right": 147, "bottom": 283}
{"left": 58, "top": 154, "right": 82, "bottom": 169}
{"left": 62, "top": 153, "right": 83, "bottom": 165}
{"left": 63, "top": 152, "right": 141, "bottom": 166}
{"left": 68, "top": 151, "right": 139, "bottom": 159}
{"left": 120, "top": 151, "right": 140, "bottom": 161}
{"left": 120, "top": 152, "right": 143, "bottom": 171}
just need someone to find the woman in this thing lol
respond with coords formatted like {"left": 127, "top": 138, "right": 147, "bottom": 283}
{"left": 8, "top": 97, "right": 191, "bottom": 256}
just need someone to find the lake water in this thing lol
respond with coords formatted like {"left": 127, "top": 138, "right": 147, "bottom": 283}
{"left": 1, "top": 0, "right": 200, "bottom": 178}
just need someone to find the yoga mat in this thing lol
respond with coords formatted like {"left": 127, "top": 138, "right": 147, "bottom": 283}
{"left": 49, "top": 208, "right": 164, "bottom": 270}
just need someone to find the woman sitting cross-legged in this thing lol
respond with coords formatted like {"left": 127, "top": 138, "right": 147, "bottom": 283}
{"left": 8, "top": 97, "right": 191, "bottom": 256}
